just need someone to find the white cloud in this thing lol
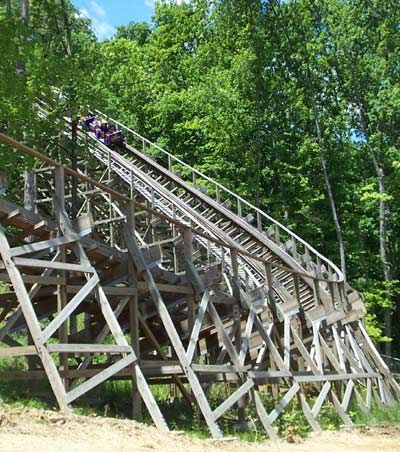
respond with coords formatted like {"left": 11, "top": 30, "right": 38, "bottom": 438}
{"left": 92, "top": 17, "right": 115, "bottom": 40}
{"left": 79, "top": 6, "right": 115, "bottom": 41}
{"left": 79, "top": 7, "right": 90, "bottom": 18}
{"left": 91, "top": 0, "right": 106, "bottom": 18}
{"left": 144, "top": 0, "right": 190, "bottom": 8}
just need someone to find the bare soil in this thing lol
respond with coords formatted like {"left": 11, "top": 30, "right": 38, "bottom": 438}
{"left": 0, "top": 405, "right": 399, "bottom": 452}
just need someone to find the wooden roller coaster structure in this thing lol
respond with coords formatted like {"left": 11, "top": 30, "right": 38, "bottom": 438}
{"left": 0, "top": 107, "right": 399, "bottom": 438}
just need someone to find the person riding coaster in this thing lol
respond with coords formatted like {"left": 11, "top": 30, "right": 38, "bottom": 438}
{"left": 80, "top": 114, "right": 124, "bottom": 146}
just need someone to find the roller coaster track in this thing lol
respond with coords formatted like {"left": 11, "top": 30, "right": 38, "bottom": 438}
{"left": 79, "top": 108, "right": 362, "bottom": 318}
{"left": 1, "top": 110, "right": 399, "bottom": 439}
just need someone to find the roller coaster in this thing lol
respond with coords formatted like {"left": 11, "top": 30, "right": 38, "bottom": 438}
{"left": 0, "top": 101, "right": 398, "bottom": 438}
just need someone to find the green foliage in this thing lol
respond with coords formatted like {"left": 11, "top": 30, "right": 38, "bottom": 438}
{"left": 2, "top": 0, "right": 400, "bottom": 349}
{"left": 351, "top": 401, "right": 400, "bottom": 426}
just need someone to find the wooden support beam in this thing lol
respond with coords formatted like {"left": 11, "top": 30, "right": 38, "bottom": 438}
{"left": 124, "top": 225, "right": 222, "bottom": 438}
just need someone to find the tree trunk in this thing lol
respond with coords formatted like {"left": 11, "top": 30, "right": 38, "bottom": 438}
{"left": 17, "top": 0, "right": 29, "bottom": 75}
{"left": 22, "top": 0, "right": 29, "bottom": 26}
{"left": 357, "top": 103, "right": 393, "bottom": 355}
{"left": 59, "top": 0, "right": 78, "bottom": 334}
{"left": 313, "top": 101, "right": 347, "bottom": 280}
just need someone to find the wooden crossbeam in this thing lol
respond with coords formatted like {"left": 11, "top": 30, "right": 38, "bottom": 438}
{"left": 10, "top": 233, "right": 81, "bottom": 257}
{"left": 13, "top": 257, "right": 94, "bottom": 273}
{"left": 186, "top": 289, "right": 210, "bottom": 363}
{"left": 124, "top": 225, "right": 222, "bottom": 438}
{"left": 311, "top": 382, "right": 331, "bottom": 418}
{"left": 0, "top": 223, "right": 70, "bottom": 413}
{"left": 66, "top": 353, "right": 136, "bottom": 403}
{"left": 268, "top": 383, "right": 300, "bottom": 424}
{"left": 47, "top": 344, "right": 132, "bottom": 354}
{"left": 212, "top": 379, "right": 254, "bottom": 421}
{"left": 41, "top": 274, "right": 99, "bottom": 342}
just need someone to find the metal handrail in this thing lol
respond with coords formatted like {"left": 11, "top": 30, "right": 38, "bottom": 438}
{"left": 95, "top": 108, "right": 344, "bottom": 283}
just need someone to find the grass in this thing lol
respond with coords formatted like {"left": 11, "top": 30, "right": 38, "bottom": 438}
{"left": 0, "top": 355, "right": 399, "bottom": 442}
{"left": 351, "top": 400, "right": 400, "bottom": 426}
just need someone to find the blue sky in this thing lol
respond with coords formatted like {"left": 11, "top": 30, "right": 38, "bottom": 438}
{"left": 71, "top": 0, "right": 156, "bottom": 40}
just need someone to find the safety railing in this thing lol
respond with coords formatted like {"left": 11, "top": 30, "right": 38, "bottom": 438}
{"left": 95, "top": 108, "right": 344, "bottom": 284}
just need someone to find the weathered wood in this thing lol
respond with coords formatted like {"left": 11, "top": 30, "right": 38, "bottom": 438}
{"left": 41, "top": 274, "right": 99, "bottom": 342}
{"left": 311, "top": 381, "right": 331, "bottom": 418}
{"left": 13, "top": 257, "right": 94, "bottom": 273}
{"left": 10, "top": 233, "right": 81, "bottom": 257}
{"left": 186, "top": 289, "right": 210, "bottom": 364}
{"left": 268, "top": 383, "right": 300, "bottom": 424}
{"left": 0, "top": 345, "right": 36, "bottom": 356}
{"left": 66, "top": 353, "right": 136, "bottom": 403}
{"left": 47, "top": 344, "right": 132, "bottom": 354}
{"left": 0, "top": 223, "right": 71, "bottom": 413}
{"left": 212, "top": 379, "right": 254, "bottom": 421}
{"left": 124, "top": 225, "right": 222, "bottom": 438}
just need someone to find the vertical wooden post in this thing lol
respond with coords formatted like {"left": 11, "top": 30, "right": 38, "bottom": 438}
{"left": 55, "top": 166, "right": 69, "bottom": 389}
{"left": 264, "top": 262, "right": 274, "bottom": 301}
{"left": 24, "top": 171, "right": 36, "bottom": 213}
{"left": 257, "top": 211, "right": 262, "bottom": 231}
{"left": 24, "top": 170, "right": 37, "bottom": 388}
{"left": 127, "top": 200, "right": 142, "bottom": 420}
{"left": 230, "top": 249, "right": 246, "bottom": 426}
{"left": 184, "top": 227, "right": 195, "bottom": 338}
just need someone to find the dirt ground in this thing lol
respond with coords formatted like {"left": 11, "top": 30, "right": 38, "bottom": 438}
{"left": 0, "top": 405, "right": 399, "bottom": 452}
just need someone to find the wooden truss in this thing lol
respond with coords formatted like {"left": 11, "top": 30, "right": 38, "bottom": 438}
{"left": 0, "top": 132, "right": 399, "bottom": 439}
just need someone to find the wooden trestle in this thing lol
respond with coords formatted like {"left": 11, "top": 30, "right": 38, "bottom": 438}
{"left": 0, "top": 131, "right": 399, "bottom": 439}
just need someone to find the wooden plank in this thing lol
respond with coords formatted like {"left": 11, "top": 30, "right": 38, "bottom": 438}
{"left": 41, "top": 274, "right": 99, "bottom": 342}
{"left": 10, "top": 233, "right": 80, "bottom": 257}
{"left": 294, "top": 372, "right": 377, "bottom": 382}
{"left": 239, "top": 308, "right": 256, "bottom": 365}
{"left": 318, "top": 336, "right": 341, "bottom": 373}
{"left": 96, "top": 286, "right": 128, "bottom": 347}
{"left": 0, "top": 223, "right": 71, "bottom": 413}
{"left": 133, "top": 363, "right": 170, "bottom": 431}
{"left": 268, "top": 383, "right": 300, "bottom": 424}
{"left": 137, "top": 281, "right": 193, "bottom": 294}
{"left": 358, "top": 323, "right": 400, "bottom": 396}
{"left": 186, "top": 289, "right": 210, "bottom": 363}
{"left": 124, "top": 227, "right": 222, "bottom": 438}
{"left": 0, "top": 345, "right": 36, "bottom": 357}
{"left": 341, "top": 380, "right": 354, "bottom": 412}
{"left": 0, "top": 260, "right": 59, "bottom": 341}
{"left": 329, "top": 390, "right": 353, "bottom": 426}
{"left": 212, "top": 379, "right": 254, "bottom": 421}
{"left": 66, "top": 354, "right": 136, "bottom": 403}
{"left": 13, "top": 257, "right": 93, "bottom": 273}
{"left": 311, "top": 381, "right": 331, "bottom": 417}
{"left": 185, "top": 261, "right": 206, "bottom": 294}
{"left": 252, "top": 389, "right": 279, "bottom": 440}
{"left": 346, "top": 325, "right": 374, "bottom": 373}
{"left": 0, "top": 273, "right": 67, "bottom": 286}
{"left": 253, "top": 316, "right": 287, "bottom": 372}
{"left": 284, "top": 314, "right": 291, "bottom": 367}
{"left": 47, "top": 344, "right": 132, "bottom": 354}
{"left": 67, "top": 286, "right": 137, "bottom": 296}
{"left": 312, "top": 320, "right": 323, "bottom": 372}
{"left": 291, "top": 326, "right": 321, "bottom": 375}
{"left": 192, "top": 364, "right": 248, "bottom": 373}
{"left": 353, "top": 386, "right": 369, "bottom": 414}
{"left": 297, "top": 391, "right": 322, "bottom": 432}
{"left": 75, "top": 298, "right": 129, "bottom": 374}
{"left": 366, "top": 378, "right": 372, "bottom": 409}
{"left": 207, "top": 301, "right": 242, "bottom": 368}
{"left": 138, "top": 312, "right": 194, "bottom": 405}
